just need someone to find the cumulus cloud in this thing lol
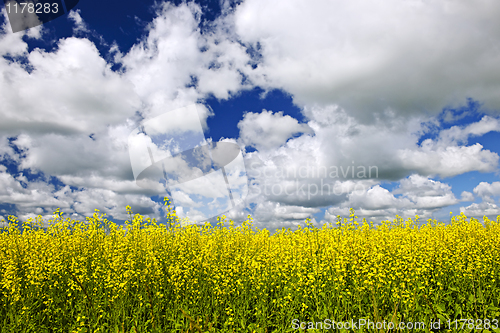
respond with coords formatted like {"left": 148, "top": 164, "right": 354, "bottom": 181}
{"left": 0, "top": 37, "right": 141, "bottom": 137}
{"left": 68, "top": 10, "right": 89, "bottom": 34}
{"left": 473, "top": 181, "right": 500, "bottom": 203}
{"left": 10, "top": 130, "right": 134, "bottom": 184}
{"left": 398, "top": 143, "right": 498, "bottom": 178}
{"left": 0, "top": 2, "right": 255, "bottom": 224}
{"left": 393, "top": 175, "right": 458, "bottom": 208}
{"left": 460, "top": 183, "right": 500, "bottom": 219}
{"left": 323, "top": 175, "right": 458, "bottom": 224}
{"left": 460, "top": 202, "right": 500, "bottom": 219}
{"left": 0, "top": 160, "right": 163, "bottom": 226}
{"left": 120, "top": 1, "right": 254, "bottom": 117}
{"left": 247, "top": 200, "right": 321, "bottom": 233}
{"left": 233, "top": 0, "right": 500, "bottom": 122}
{"left": 235, "top": 98, "right": 500, "bottom": 226}
{"left": 434, "top": 115, "right": 500, "bottom": 147}
{"left": 460, "top": 191, "right": 474, "bottom": 202}
{"left": 238, "top": 110, "right": 313, "bottom": 150}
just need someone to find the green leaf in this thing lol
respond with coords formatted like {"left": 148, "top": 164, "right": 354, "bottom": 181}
{"left": 478, "top": 289, "right": 485, "bottom": 303}
{"left": 454, "top": 303, "right": 462, "bottom": 316}
{"left": 435, "top": 314, "right": 446, "bottom": 324}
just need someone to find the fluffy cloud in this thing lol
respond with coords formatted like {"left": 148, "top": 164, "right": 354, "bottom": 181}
{"left": 460, "top": 202, "right": 500, "bottom": 219}
{"left": 393, "top": 175, "right": 458, "bottom": 208}
{"left": 0, "top": 3, "right": 255, "bottom": 224}
{"left": 473, "top": 181, "right": 500, "bottom": 203}
{"left": 246, "top": 200, "right": 321, "bottom": 233}
{"left": 242, "top": 104, "right": 498, "bottom": 185}
{"left": 238, "top": 110, "right": 313, "bottom": 150}
{"left": 460, "top": 182, "right": 500, "bottom": 218}
{"left": 120, "top": 2, "right": 254, "bottom": 117}
{"left": 0, "top": 160, "right": 163, "bottom": 226}
{"left": 0, "top": 33, "right": 141, "bottom": 137}
{"left": 460, "top": 191, "right": 474, "bottom": 202}
{"left": 67, "top": 9, "right": 90, "bottom": 34}
{"left": 233, "top": 0, "right": 500, "bottom": 122}
{"left": 398, "top": 143, "right": 498, "bottom": 178}
{"left": 434, "top": 115, "right": 500, "bottom": 147}
{"left": 235, "top": 96, "right": 500, "bottom": 226}
{"left": 323, "top": 175, "right": 458, "bottom": 224}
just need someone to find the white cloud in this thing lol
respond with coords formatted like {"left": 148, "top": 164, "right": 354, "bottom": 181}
{"left": 434, "top": 115, "right": 500, "bottom": 147}
{"left": 393, "top": 175, "right": 458, "bottom": 208}
{"left": 0, "top": 9, "right": 41, "bottom": 55}
{"left": 461, "top": 201, "right": 500, "bottom": 219}
{"left": 67, "top": 9, "right": 89, "bottom": 34}
{"left": 238, "top": 110, "right": 313, "bottom": 150}
{"left": 171, "top": 190, "right": 200, "bottom": 208}
{"left": 0, "top": 136, "right": 16, "bottom": 161}
{"left": 348, "top": 185, "right": 405, "bottom": 210}
{"left": 473, "top": 181, "right": 500, "bottom": 203}
{"left": 398, "top": 143, "right": 498, "bottom": 178}
{"left": 233, "top": 0, "right": 500, "bottom": 122}
{"left": 0, "top": 36, "right": 141, "bottom": 137}
{"left": 120, "top": 2, "right": 254, "bottom": 117}
{"left": 460, "top": 191, "right": 474, "bottom": 202}
{"left": 459, "top": 180, "right": 500, "bottom": 221}
{"left": 248, "top": 200, "right": 320, "bottom": 233}
{"left": 237, "top": 100, "right": 499, "bottom": 226}
{"left": 10, "top": 131, "right": 135, "bottom": 184}
{"left": 0, "top": 2, "right": 255, "bottom": 226}
{"left": 323, "top": 175, "right": 458, "bottom": 225}
{"left": 0, "top": 160, "right": 163, "bottom": 225}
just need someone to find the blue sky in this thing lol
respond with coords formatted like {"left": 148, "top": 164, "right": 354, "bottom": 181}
{"left": 1, "top": 0, "right": 499, "bottom": 232}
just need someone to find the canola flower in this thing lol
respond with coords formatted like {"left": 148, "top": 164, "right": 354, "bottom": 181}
{"left": 0, "top": 198, "right": 499, "bottom": 332}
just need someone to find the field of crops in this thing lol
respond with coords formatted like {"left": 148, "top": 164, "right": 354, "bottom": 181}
{"left": 1, "top": 197, "right": 499, "bottom": 332}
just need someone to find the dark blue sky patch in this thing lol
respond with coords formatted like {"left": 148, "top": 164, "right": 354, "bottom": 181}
{"left": 0, "top": 203, "right": 16, "bottom": 216}
{"left": 437, "top": 171, "right": 499, "bottom": 197}
{"left": 417, "top": 98, "right": 486, "bottom": 147}
{"left": 4, "top": 137, "right": 49, "bottom": 183}
{"left": 49, "top": 175, "right": 78, "bottom": 192}
{"left": 2, "top": 53, "right": 35, "bottom": 73}
{"left": 0, "top": 154, "right": 21, "bottom": 176}
{"left": 186, "top": 75, "right": 198, "bottom": 89}
{"left": 203, "top": 87, "right": 305, "bottom": 142}
{"left": 20, "top": 167, "right": 48, "bottom": 183}
{"left": 243, "top": 146, "right": 257, "bottom": 153}
{"left": 466, "top": 131, "right": 500, "bottom": 156}
{"left": 7, "top": 136, "right": 27, "bottom": 157}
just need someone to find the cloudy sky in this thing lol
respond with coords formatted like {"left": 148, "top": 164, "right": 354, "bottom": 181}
{"left": 1, "top": 0, "right": 499, "bottom": 232}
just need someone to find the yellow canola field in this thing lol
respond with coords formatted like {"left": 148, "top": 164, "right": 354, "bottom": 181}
{"left": 1, "top": 198, "right": 499, "bottom": 332}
